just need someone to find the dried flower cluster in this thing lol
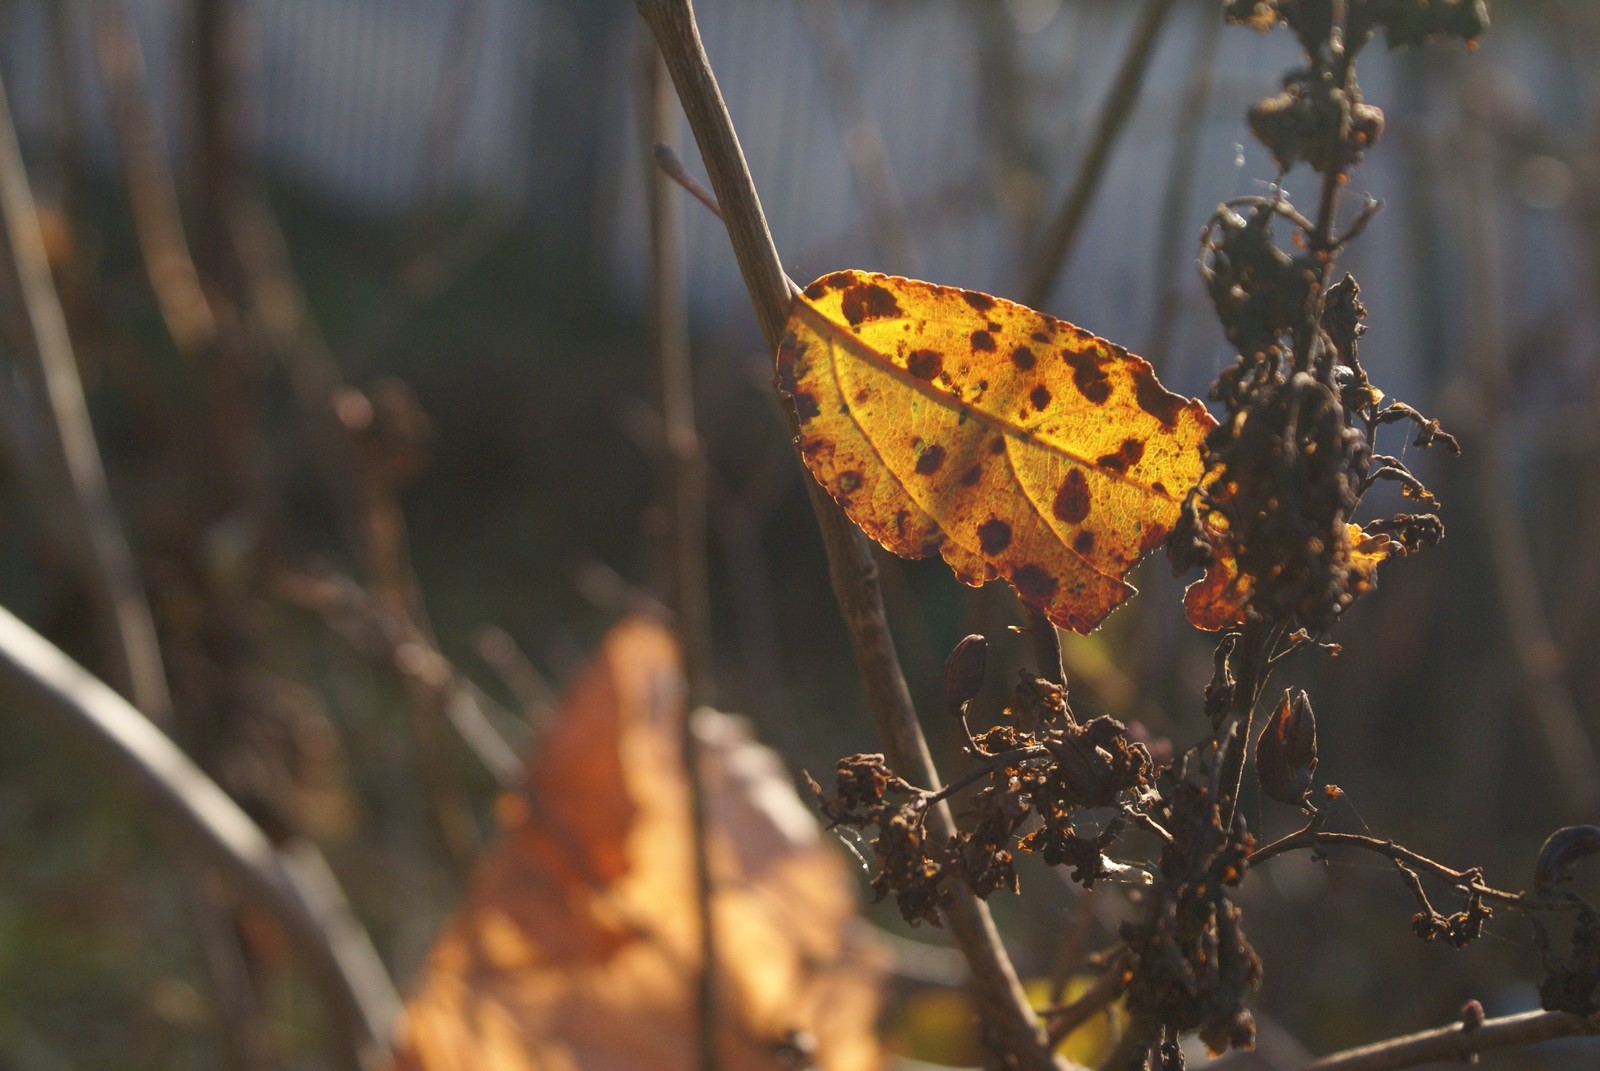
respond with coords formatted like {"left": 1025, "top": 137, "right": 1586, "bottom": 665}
{"left": 806, "top": 1, "right": 1600, "bottom": 1066}
{"left": 808, "top": 656, "right": 1160, "bottom": 927}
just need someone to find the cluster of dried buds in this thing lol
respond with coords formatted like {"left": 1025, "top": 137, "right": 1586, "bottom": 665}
{"left": 806, "top": 635, "right": 1160, "bottom": 926}
{"left": 803, "top": 4, "right": 1600, "bottom": 1065}
{"left": 1168, "top": 0, "right": 1474, "bottom": 634}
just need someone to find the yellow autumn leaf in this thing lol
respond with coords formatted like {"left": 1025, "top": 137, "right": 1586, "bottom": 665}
{"left": 776, "top": 271, "right": 1215, "bottom": 634}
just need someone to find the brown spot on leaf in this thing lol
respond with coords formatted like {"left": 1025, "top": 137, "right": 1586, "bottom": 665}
{"left": 1134, "top": 368, "right": 1186, "bottom": 426}
{"left": 961, "top": 465, "right": 982, "bottom": 486}
{"left": 978, "top": 518, "right": 1013, "bottom": 554}
{"left": 1151, "top": 481, "right": 1167, "bottom": 495}
{"left": 1031, "top": 330, "right": 1050, "bottom": 343}
{"left": 1053, "top": 469, "right": 1091, "bottom": 524}
{"left": 906, "top": 349, "right": 943, "bottom": 381}
{"left": 1011, "top": 345, "right": 1036, "bottom": 371}
{"left": 894, "top": 508, "right": 911, "bottom": 535}
{"left": 1064, "top": 351, "right": 1113, "bottom": 404}
{"left": 971, "top": 330, "right": 995, "bottom": 352}
{"left": 1073, "top": 531, "right": 1096, "bottom": 555}
{"left": 803, "top": 279, "right": 828, "bottom": 300}
{"left": 916, "top": 444, "right": 947, "bottom": 475}
{"left": 1012, "top": 564, "right": 1059, "bottom": 601}
{"left": 1098, "top": 436, "right": 1144, "bottom": 472}
{"left": 961, "top": 290, "right": 996, "bottom": 312}
{"left": 1096, "top": 450, "right": 1129, "bottom": 472}
{"left": 854, "top": 388, "right": 871, "bottom": 404}
{"left": 1030, "top": 384, "right": 1052, "bottom": 411}
{"left": 841, "top": 283, "right": 901, "bottom": 326}
{"left": 990, "top": 438, "right": 1006, "bottom": 454}
{"left": 793, "top": 392, "right": 820, "bottom": 422}
{"left": 838, "top": 470, "right": 864, "bottom": 493}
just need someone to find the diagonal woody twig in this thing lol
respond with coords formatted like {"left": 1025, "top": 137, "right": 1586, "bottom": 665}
{"left": 0, "top": 603, "right": 401, "bottom": 1070}
{"left": 1298, "top": 1007, "right": 1600, "bottom": 1071}
{"left": 632, "top": 1, "right": 1062, "bottom": 1067}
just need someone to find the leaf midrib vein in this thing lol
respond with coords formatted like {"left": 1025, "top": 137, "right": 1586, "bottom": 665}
{"left": 794, "top": 297, "right": 1182, "bottom": 502}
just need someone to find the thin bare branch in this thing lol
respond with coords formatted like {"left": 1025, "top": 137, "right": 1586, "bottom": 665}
{"left": 632, "top": 1, "right": 1062, "bottom": 1066}
{"left": 93, "top": 0, "right": 217, "bottom": 355}
{"left": 0, "top": 59, "right": 171, "bottom": 725}
{"left": 1454, "top": 85, "right": 1600, "bottom": 812}
{"left": 796, "top": 0, "right": 920, "bottom": 272}
{"left": 1299, "top": 1007, "right": 1600, "bottom": 1071}
{"left": 0, "top": 603, "right": 400, "bottom": 1070}
{"left": 1249, "top": 826, "right": 1526, "bottom": 908}
{"left": 1145, "top": 5, "right": 1221, "bottom": 371}
{"left": 655, "top": 143, "right": 727, "bottom": 222}
{"left": 646, "top": 44, "right": 720, "bottom": 1071}
{"left": 1022, "top": 0, "right": 1179, "bottom": 310}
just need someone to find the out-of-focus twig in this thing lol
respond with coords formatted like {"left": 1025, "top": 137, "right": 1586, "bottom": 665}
{"left": 1297, "top": 1007, "right": 1600, "bottom": 1071}
{"left": 1454, "top": 88, "right": 1600, "bottom": 813}
{"left": 0, "top": 64, "right": 170, "bottom": 726}
{"left": 1022, "top": 0, "right": 1179, "bottom": 310}
{"left": 645, "top": 44, "right": 720, "bottom": 1071}
{"left": 93, "top": 0, "right": 217, "bottom": 356}
{"left": 1143, "top": 4, "right": 1221, "bottom": 372}
{"left": 414, "top": 0, "right": 490, "bottom": 203}
{"left": 230, "top": 197, "right": 492, "bottom": 862}
{"left": 796, "top": 0, "right": 920, "bottom": 273}
{"left": 0, "top": 603, "right": 400, "bottom": 1071}
{"left": 632, "top": 2, "right": 1062, "bottom": 1067}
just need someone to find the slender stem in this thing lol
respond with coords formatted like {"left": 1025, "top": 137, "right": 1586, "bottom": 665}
{"left": 646, "top": 46, "right": 720, "bottom": 1071}
{"left": 1021, "top": 0, "right": 1179, "bottom": 310}
{"left": 1453, "top": 91, "right": 1600, "bottom": 811}
{"left": 1044, "top": 948, "right": 1129, "bottom": 1045}
{"left": 1145, "top": 5, "right": 1222, "bottom": 372}
{"left": 649, "top": 51, "right": 716, "bottom": 716}
{"left": 1293, "top": 3, "right": 1358, "bottom": 378}
{"left": 1298, "top": 1008, "right": 1600, "bottom": 1071}
{"left": 94, "top": 0, "right": 217, "bottom": 356}
{"left": 0, "top": 62, "right": 171, "bottom": 728}
{"left": 655, "top": 143, "right": 726, "bottom": 222}
{"left": 1216, "top": 619, "right": 1282, "bottom": 830}
{"left": 797, "top": 0, "right": 920, "bottom": 272}
{"left": 1248, "top": 827, "right": 1526, "bottom": 908}
{"left": 633, "top": 2, "right": 1060, "bottom": 1066}
{"left": 920, "top": 746, "right": 1050, "bottom": 808}
{"left": 0, "top": 604, "right": 399, "bottom": 1070}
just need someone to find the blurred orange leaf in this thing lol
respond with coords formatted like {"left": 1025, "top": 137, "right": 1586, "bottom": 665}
{"left": 392, "top": 618, "right": 884, "bottom": 1071}
{"left": 777, "top": 271, "right": 1214, "bottom": 634}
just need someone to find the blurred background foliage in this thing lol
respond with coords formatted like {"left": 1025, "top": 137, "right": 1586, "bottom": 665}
{"left": 2, "top": 0, "right": 1600, "bottom": 1067}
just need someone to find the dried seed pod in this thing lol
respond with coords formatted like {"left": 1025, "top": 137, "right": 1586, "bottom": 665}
{"left": 943, "top": 634, "right": 989, "bottom": 715}
{"left": 1256, "top": 689, "right": 1318, "bottom": 805}
{"left": 1533, "top": 825, "right": 1600, "bottom": 895}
